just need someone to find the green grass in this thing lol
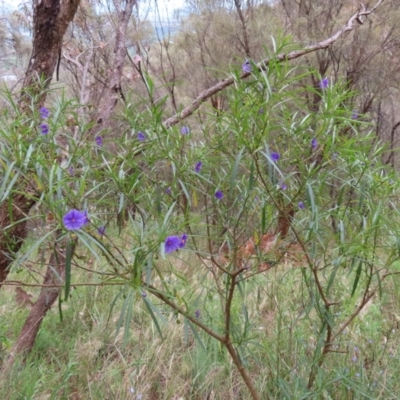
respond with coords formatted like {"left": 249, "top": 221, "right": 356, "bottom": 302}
{"left": 1, "top": 248, "right": 400, "bottom": 400}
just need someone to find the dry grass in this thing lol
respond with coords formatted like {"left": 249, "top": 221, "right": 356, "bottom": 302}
{"left": 1, "top": 244, "right": 400, "bottom": 399}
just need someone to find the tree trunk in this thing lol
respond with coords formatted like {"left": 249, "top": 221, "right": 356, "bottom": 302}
{"left": 0, "top": 0, "right": 81, "bottom": 289}
{"left": 6, "top": 240, "right": 71, "bottom": 364}
{"left": 92, "top": 0, "right": 136, "bottom": 131}
{"left": 20, "top": 0, "right": 81, "bottom": 109}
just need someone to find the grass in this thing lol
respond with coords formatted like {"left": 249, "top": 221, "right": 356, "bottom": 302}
{"left": 1, "top": 225, "right": 400, "bottom": 399}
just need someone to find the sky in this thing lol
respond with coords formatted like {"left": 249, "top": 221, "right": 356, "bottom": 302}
{"left": 143, "top": 0, "right": 187, "bottom": 21}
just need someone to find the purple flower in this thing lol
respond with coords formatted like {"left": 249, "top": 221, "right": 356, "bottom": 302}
{"left": 97, "top": 226, "right": 106, "bottom": 236}
{"left": 180, "top": 234, "right": 187, "bottom": 248}
{"left": 165, "top": 187, "right": 171, "bottom": 195}
{"left": 95, "top": 135, "right": 103, "bottom": 146}
{"left": 279, "top": 182, "right": 287, "bottom": 190}
{"left": 195, "top": 161, "right": 203, "bottom": 173}
{"left": 351, "top": 110, "right": 359, "bottom": 120}
{"left": 141, "top": 291, "right": 147, "bottom": 298}
{"left": 195, "top": 309, "right": 200, "bottom": 318}
{"left": 319, "top": 77, "right": 329, "bottom": 90}
{"left": 63, "top": 209, "right": 87, "bottom": 230}
{"left": 215, "top": 190, "right": 224, "bottom": 200}
{"left": 181, "top": 126, "right": 190, "bottom": 135}
{"left": 40, "top": 123, "right": 49, "bottom": 135}
{"left": 311, "top": 138, "right": 318, "bottom": 150}
{"left": 271, "top": 152, "right": 280, "bottom": 162}
{"left": 68, "top": 166, "right": 75, "bottom": 176}
{"left": 164, "top": 236, "right": 181, "bottom": 254}
{"left": 242, "top": 60, "right": 252, "bottom": 73}
{"left": 39, "top": 107, "right": 50, "bottom": 119}
{"left": 298, "top": 201, "right": 305, "bottom": 209}
{"left": 137, "top": 131, "right": 146, "bottom": 141}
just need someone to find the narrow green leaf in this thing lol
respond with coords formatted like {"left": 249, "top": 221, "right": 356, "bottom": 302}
{"left": 107, "top": 287, "right": 124, "bottom": 327}
{"left": 58, "top": 294, "right": 63, "bottom": 322}
{"left": 178, "top": 179, "right": 191, "bottom": 207}
{"left": 307, "top": 182, "right": 316, "bottom": 217}
{"left": 118, "top": 192, "right": 125, "bottom": 214}
{"left": 270, "top": 35, "right": 277, "bottom": 53}
{"left": 23, "top": 144, "right": 35, "bottom": 168}
{"left": 248, "top": 161, "right": 255, "bottom": 191}
{"left": 358, "top": 179, "right": 366, "bottom": 210}
{"left": 351, "top": 260, "right": 363, "bottom": 297}
{"left": 142, "top": 297, "right": 164, "bottom": 339}
{"left": 123, "top": 292, "right": 134, "bottom": 345}
{"left": 261, "top": 203, "right": 267, "bottom": 232}
{"left": 339, "top": 220, "right": 345, "bottom": 244}
{"left": 230, "top": 148, "right": 244, "bottom": 194}
{"left": 0, "top": 171, "right": 20, "bottom": 203}
{"left": 116, "top": 289, "right": 130, "bottom": 337}
{"left": 186, "top": 319, "right": 206, "bottom": 351}
{"left": 372, "top": 200, "right": 382, "bottom": 226}
{"left": 64, "top": 238, "right": 73, "bottom": 301}
{"left": 162, "top": 201, "right": 177, "bottom": 229}
{"left": 327, "top": 257, "right": 342, "bottom": 293}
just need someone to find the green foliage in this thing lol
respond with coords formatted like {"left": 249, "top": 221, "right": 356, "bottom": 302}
{"left": 1, "top": 48, "right": 400, "bottom": 399}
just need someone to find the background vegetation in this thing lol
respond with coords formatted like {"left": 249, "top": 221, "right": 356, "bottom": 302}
{"left": 1, "top": 0, "right": 400, "bottom": 399}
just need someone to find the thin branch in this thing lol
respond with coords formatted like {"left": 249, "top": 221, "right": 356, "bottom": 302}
{"left": 146, "top": 284, "right": 226, "bottom": 343}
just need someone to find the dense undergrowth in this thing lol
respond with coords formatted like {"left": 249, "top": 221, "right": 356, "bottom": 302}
{"left": 1, "top": 56, "right": 400, "bottom": 399}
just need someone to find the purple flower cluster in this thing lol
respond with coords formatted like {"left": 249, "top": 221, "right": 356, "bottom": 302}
{"left": 319, "top": 77, "right": 329, "bottom": 90}
{"left": 63, "top": 209, "right": 89, "bottom": 230}
{"left": 215, "top": 190, "right": 224, "bottom": 200}
{"left": 40, "top": 107, "right": 50, "bottom": 119}
{"left": 271, "top": 152, "right": 280, "bottom": 162}
{"left": 95, "top": 136, "right": 103, "bottom": 147}
{"left": 40, "top": 123, "right": 49, "bottom": 135}
{"left": 39, "top": 106, "right": 50, "bottom": 135}
{"left": 195, "top": 161, "right": 203, "bottom": 173}
{"left": 137, "top": 131, "right": 146, "bottom": 142}
{"left": 164, "top": 234, "right": 187, "bottom": 254}
{"left": 242, "top": 60, "right": 252, "bottom": 73}
{"left": 311, "top": 138, "right": 318, "bottom": 150}
{"left": 181, "top": 126, "right": 190, "bottom": 135}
